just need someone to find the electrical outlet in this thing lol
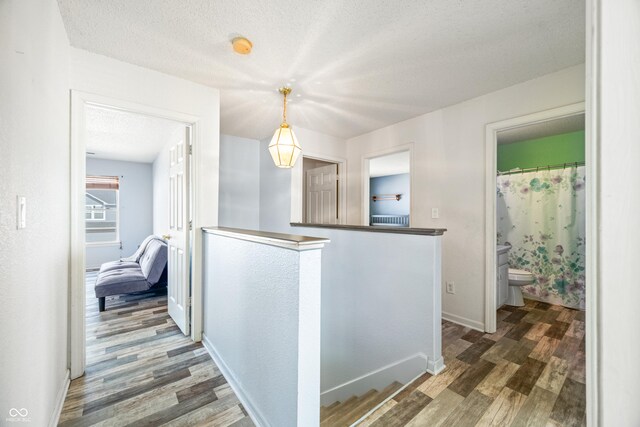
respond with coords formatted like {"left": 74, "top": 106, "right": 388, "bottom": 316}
{"left": 446, "top": 281, "right": 455, "bottom": 294}
{"left": 431, "top": 208, "right": 439, "bottom": 219}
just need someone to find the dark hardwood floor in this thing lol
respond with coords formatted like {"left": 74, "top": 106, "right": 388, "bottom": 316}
{"left": 357, "top": 300, "right": 586, "bottom": 427}
{"left": 58, "top": 272, "right": 254, "bottom": 426}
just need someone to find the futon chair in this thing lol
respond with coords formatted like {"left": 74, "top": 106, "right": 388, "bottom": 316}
{"left": 94, "top": 236, "right": 168, "bottom": 311}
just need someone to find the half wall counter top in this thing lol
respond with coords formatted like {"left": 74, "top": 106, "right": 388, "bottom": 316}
{"left": 291, "top": 222, "right": 446, "bottom": 236}
{"left": 203, "top": 226, "right": 330, "bottom": 250}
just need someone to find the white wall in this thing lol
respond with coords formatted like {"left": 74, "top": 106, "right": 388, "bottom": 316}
{"left": 203, "top": 231, "right": 322, "bottom": 427}
{"left": 86, "top": 158, "right": 153, "bottom": 268}
{"left": 596, "top": 0, "right": 640, "bottom": 423}
{"left": 346, "top": 65, "right": 585, "bottom": 330}
{"left": 0, "top": 0, "right": 70, "bottom": 425}
{"left": 218, "top": 134, "right": 260, "bottom": 230}
{"left": 309, "top": 227, "right": 442, "bottom": 404}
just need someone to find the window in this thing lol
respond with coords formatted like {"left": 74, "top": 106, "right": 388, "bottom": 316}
{"left": 86, "top": 175, "right": 119, "bottom": 244}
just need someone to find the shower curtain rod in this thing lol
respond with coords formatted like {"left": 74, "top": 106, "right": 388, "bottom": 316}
{"left": 497, "top": 161, "right": 585, "bottom": 176}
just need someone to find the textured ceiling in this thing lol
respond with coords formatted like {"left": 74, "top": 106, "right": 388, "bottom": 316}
{"left": 498, "top": 113, "right": 585, "bottom": 144}
{"left": 85, "top": 106, "right": 186, "bottom": 163}
{"left": 58, "top": 0, "right": 585, "bottom": 140}
{"left": 370, "top": 151, "right": 411, "bottom": 178}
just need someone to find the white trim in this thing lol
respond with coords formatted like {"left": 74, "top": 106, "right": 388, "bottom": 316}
{"left": 70, "top": 90, "right": 204, "bottom": 378}
{"left": 291, "top": 152, "right": 348, "bottom": 225}
{"left": 320, "top": 353, "right": 428, "bottom": 406}
{"left": 70, "top": 90, "right": 87, "bottom": 379}
{"left": 483, "top": 102, "right": 585, "bottom": 333}
{"left": 442, "top": 311, "right": 485, "bottom": 332}
{"left": 48, "top": 369, "right": 70, "bottom": 427}
{"left": 202, "top": 333, "right": 268, "bottom": 427}
{"left": 427, "top": 357, "right": 445, "bottom": 375}
{"left": 586, "top": 0, "right": 599, "bottom": 424}
{"left": 360, "top": 144, "right": 414, "bottom": 227}
{"left": 85, "top": 241, "right": 121, "bottom": 247}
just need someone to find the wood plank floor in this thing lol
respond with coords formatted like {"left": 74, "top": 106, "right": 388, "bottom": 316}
{"left": 357, "top": 300, "right": 586, "bottom": 427}
{"left": 58, "top": 272, "right": 254, "bottom": 427}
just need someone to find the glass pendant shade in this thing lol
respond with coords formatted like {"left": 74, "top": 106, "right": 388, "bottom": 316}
{"left": 269, "top": 123, "right": 302, "bottom": 168}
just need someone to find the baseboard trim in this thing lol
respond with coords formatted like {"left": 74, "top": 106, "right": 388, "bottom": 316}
{"left": 426, "top": 356, "right": 446, "bottom": 375}
{"left": 202, "top": 333, "right": 268, "bottom": 427}
{"left": 320, "top": 353, "right": 428, "bottom": 406}
{"left": 442, "top": 311, "right": 485, "bottom": 332}
{"left": 49, "top": 369, "right": 70, "bottom": 427}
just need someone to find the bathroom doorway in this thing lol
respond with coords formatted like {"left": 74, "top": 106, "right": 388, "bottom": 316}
{"left": 485, "top": 103, "right": 588, "bottom": 426}
{"left": 484, "top": 103, "right": 586, "bottom": 332}
{"left": 495, "top": 113, "right": 586, "bottom": 309}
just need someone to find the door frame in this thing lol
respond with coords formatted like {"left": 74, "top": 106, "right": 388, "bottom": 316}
{"left": 290, "top": 152, "right": 347, "bottom": 224}
{"left": 361, "top": 143, "right": 414, "bottom": 226}
{"left": 70, "top": 90, "right": 202, "bottom": 379}
{"left": 484, "top": 102, "right": 585, "bottom": 333}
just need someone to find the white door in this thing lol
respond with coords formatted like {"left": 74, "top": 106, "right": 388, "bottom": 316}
{"left": 306, "top": 164, "right": 338, "bottom": 224}
{"left": 166, "top": 128, "right": 190, "bottom": 335}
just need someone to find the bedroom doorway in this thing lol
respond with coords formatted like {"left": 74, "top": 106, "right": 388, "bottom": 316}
{"left": 70, "top": 92, "right": 203, "bottom": 379}
{"left": 362, "top": 147, "right": 413, "bottom": 227}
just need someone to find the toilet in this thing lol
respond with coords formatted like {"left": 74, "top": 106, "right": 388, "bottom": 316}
{"left": 506, "top": 268, "right": 534, "bottom": 306}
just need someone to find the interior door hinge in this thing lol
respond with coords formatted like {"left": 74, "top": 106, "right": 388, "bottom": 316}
{"left": 188, "top": 296, "right": 192, "bottom": 307}
{"left": 189, "top": 220, "right": 193, "bottom": 230}
{"left": 189, "top": 145, "right": 193, "bottom": 155}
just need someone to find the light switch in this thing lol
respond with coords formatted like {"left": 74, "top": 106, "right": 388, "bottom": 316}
{"left": 17, "top": 196, "right": 26, "bottom": 229}
{"left": 431, "top": 208, "right": 439, "bottom": 219}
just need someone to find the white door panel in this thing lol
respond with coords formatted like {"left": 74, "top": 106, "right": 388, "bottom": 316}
{"left": 167, "top": 128, "right": 190, "bottom": 335}
{"left": 306, "top": 163, "right": 338, "bottom": 224}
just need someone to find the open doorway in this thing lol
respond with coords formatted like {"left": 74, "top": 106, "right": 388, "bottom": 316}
{"left": 495, "top": 114, "right": 586, "bottom": 307}
{"left": 69, "top": 92, "right": 202, "bottom": 379}
{"left": 485, "top": 103, "right": 586, "bottom": 331}
{"left": 84, "top": 104, "right": 192, "bottom": 322}
{"left": 363, "top": 149, "right": 411, "bottom": 227}
{"left": 484, "top": 103, "right": 587, "bottom": 424}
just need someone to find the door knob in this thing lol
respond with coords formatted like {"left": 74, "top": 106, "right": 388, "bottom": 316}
{"left": 162, "top": 234, "right": 171, "bottom": 240}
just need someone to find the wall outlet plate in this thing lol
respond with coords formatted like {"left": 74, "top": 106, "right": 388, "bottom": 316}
{"left": 431, "top": 208, "right": 439, "bottom": 219}
{"left": 446, "top": 281, "right": 455, "bottom": 294}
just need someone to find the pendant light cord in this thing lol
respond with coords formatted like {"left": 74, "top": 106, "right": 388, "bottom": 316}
{"left": 279, "top": 86, "right": 292, "bottom": 125}
{"left": 282, "top": 90, "right": 288, "bottom": 124}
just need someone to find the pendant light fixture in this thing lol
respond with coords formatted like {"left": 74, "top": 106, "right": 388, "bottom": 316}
{"left": 268, "top": 87, "right": 302, "bottom": 168}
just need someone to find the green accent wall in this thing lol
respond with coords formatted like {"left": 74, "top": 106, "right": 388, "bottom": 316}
{"left": 497, "top": 130, "right": 585, "bottom": 171}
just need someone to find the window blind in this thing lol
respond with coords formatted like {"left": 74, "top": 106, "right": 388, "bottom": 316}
{"left": 86, "top": 175, "right": 119, "bottom": 190}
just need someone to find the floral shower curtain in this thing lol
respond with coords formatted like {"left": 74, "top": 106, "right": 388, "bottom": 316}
{"left": 497, "top": 166, "right": 586, "bottom": 309}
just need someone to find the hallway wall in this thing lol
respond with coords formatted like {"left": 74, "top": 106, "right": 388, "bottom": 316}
{"left": 0, "top": 0, "right": 71, "bottom": 425}
{"left": 218, "top": 134, "right": 261, "bottom": 230}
